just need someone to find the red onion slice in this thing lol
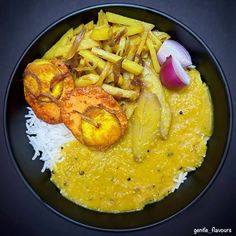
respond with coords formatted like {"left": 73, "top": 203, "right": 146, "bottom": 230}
{"left": 157, "top": 39, "right": 192, "bottom": 67}
{"left": 160, "top": 56, "right": 190, "bottom": 89}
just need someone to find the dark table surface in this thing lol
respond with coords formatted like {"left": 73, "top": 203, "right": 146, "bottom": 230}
{"left": 0, "top": 0, "right": 235, "bottom": 235}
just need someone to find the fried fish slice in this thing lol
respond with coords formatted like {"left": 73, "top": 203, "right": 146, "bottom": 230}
{"left": 60, "top": 86, "right": 128, "bottom": 150}
{"left": 23, "top": 58, "right": 74, "bottom": 124}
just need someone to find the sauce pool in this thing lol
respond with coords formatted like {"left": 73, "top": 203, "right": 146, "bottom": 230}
{"left": 51, "top": 69, "right": 213, "bottom": 213}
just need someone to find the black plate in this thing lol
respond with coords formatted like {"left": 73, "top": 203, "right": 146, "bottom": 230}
{"left": 3, "top": 3, "right": 232, "bottom": 232}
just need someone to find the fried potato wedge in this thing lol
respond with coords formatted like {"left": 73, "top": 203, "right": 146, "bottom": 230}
{"left": 91, "top": 47, "right": 143, "bottom": 75}
{"left": 102, "top": 84, "right": 139, "bottom": 101}
{"left": 90, "top": 25, "right": 110, "bottom": 41}
{"left": 43, "top": 28, "right": 74, "bottom": 60}
{"left": 23, "top": 58, "right": 74, "bottom": 124}
{"left": 60, "top": 86, "right": 128, "bottom": 149}
{"left": 75, "top": 74, "right": 100, "bottom": 87}
{"left": 106, "top": 12, "right": 155, "bottom": 30}
{"left": 146, "top": 38, "right": 160, "bottom": 73}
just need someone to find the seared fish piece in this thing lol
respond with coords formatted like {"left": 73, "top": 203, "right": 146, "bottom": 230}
{"left": 23, "top": 59, "right": 74, "bottom": 124}
{"left": 60, "top": 86, "right": 128, "bottom": 150}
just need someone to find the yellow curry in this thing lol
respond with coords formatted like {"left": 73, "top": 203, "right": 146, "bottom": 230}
{"left": 51, "top": 69, "right": 213, "bottom": 212}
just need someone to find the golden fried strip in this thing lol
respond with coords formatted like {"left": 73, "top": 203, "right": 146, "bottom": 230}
{"left": 91, "top": 47, "right": 143, "bottom": 75}
{"left": 102, "top": 84, "right": 139, "bottom": 101}
{"left": 106, "top": 12, "right": 155, "bottom": 30}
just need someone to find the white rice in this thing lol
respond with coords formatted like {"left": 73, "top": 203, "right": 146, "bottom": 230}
{"left": 25, "top": 107, "right": 189, "bottom": 189}
{"left": 172, "top": 172, "right": 188, "bottom": 192}
{"left": 25, "top": 107, "right": 75, "bottom": 172}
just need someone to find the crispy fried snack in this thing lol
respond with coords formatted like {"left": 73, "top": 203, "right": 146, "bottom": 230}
{"left": 23, "top": 58, "right": 74, "bottom": 124}
{"left": 60, "top": 86, "right": 128, "bottom": 149}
